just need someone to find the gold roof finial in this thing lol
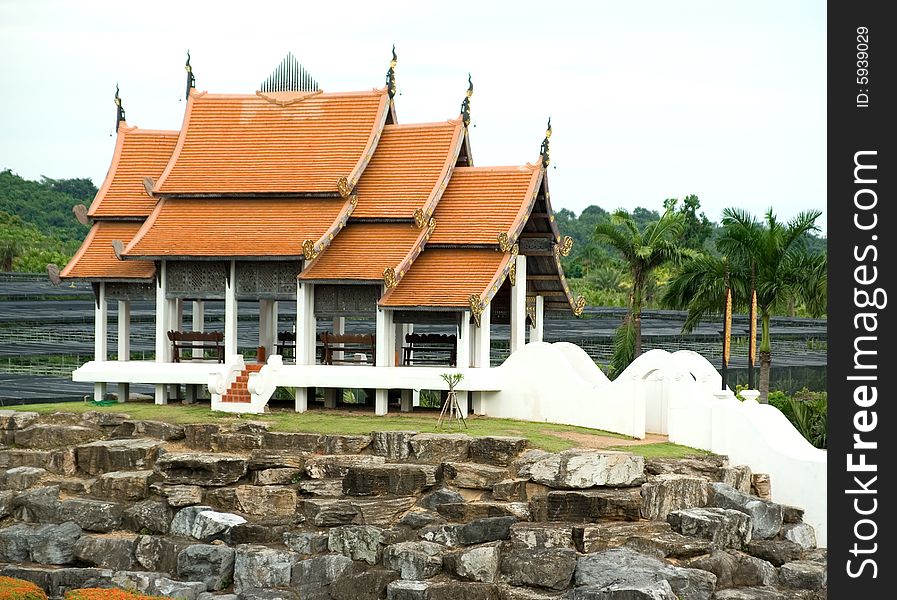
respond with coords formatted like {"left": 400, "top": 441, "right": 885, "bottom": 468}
{"left": 540, "top": 117, "right": 552, "bottom": 168}
{"left": 114, "top": 83, "right": 126, "bottom": 132}
{"left": 184, "top": 50, "right": 196, "bottom": 100}
{"left": 386, "top": 45, "right": 398, "bottom": 99}
{"left": 461, "top": 73, "right": 473, "bottom": 128}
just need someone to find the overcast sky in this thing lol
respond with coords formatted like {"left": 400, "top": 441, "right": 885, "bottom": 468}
{"left": 0, "top": 0, "right": 826, "bottom": 232}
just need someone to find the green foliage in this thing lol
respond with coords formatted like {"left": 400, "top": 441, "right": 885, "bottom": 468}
{"left": 609, "top": 316, "right": 635, "bottom": 378}
{"left": 0, "top": 169, "right": 95, "bottom": 243}
{"left": 0, "top": 210, "right": 80, "bottom": 272}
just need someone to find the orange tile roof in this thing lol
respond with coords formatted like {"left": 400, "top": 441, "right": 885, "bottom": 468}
{"left": 379, "top": 248, "right": 511, "bottom": 309}
{"left": 88, "top": 126, "right": 179, "bottom": 218}
{"left": 300, "top": 223, "right": 425, "bottom": 282}
{"left": 428, "top": 165, "right": 542, "bottom": 246}
{"left": 60, "top": 221, "right": 155, "bottom": 280}
{"left": 350, "top": 120, "right": 463, "bottom": 219}
{"left": 124, "top": 197, "right": 351, "bottom": 258}
{"left": 154, "top": 89, "right": 390, "bottom": 196}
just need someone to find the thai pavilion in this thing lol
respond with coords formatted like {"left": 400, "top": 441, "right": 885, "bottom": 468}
{"left": 58, "top": 52, "right": 584, "bottom": 416}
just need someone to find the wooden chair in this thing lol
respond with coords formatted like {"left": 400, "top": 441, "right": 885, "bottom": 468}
{"left": 167, "top": 331, "right": 225, "bottom": 363}
{"left": 320, "top": 332, "right": 376, "bottom": 365}
{"left": 402, "top": 333, "right": 457, "bottom": 366}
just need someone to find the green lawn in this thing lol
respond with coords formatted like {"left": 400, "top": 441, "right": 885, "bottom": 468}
{"left": 19, "top": 400, "right": 708, "bottom": 456}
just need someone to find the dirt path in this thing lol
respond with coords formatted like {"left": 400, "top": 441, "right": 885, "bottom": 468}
{"left": 552, "top": 431, "right": 669, "bottom": 449}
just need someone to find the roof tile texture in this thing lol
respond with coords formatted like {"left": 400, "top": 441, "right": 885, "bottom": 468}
{"left": 60, "top": 221, "right": 155, "bottom": 279}
{"left": 300, "top": 223, "right": 422, "bottom": 281}
{"left": 88, "top": 127, "right": 178, "bottom": 218}
{"left": 154, "top": 90, "right": 388, "bottom": 195}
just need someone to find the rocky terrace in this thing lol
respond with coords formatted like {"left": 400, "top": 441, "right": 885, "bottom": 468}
{"left": 0, "top": 409, "right": 826, "bottom": 599}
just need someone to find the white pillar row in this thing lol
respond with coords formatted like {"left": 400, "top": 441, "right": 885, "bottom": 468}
{"left": 530, "top": 295, "right": 545, "bottom": 343}
{"left": 93, "top": 282, "right": 108, "bottom": 402}
{"left": 296, "top": 282, "right": 316, "bottom": 365}
{"left": 172, "top": 299, "right": 184, "bottom": 333}
{"left": 115, "top": 299, "right": 130, "bottom": 403}
{"left": 456, "top": 310, "right": 471, "bottom": 369}
{"left": 509, "top": 254, "right": 527, "bottom": 353}
{"left": 191, "top": 300, "right": 204, "bottom": 359}
{"left": 375, "top": 307, "right": 394, "bottom": 367}
{"left": 258, "top": 299, "right": 271, "bottom": 359}
{"left": 224, "top": 260, "right": 238, "bottom": 359}
{"left": 154, "top": 262, "right": 169, "bottom": 405}
{"left": 332, "top": 316, "right": 345, "bottom": 362}
{"left": 270, "top": 301, "right": 279, "bottom": 357}
{"left": 471, "top": 303, "right": 491, "bottom": 416}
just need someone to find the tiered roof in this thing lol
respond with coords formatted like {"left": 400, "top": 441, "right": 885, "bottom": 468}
{"left": 60, "top": 221, "right": 155, "bottom": 280}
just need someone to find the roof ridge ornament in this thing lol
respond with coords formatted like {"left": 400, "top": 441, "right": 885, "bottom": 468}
{"left": 114, "top": 84, "right": 126, "bottom": 133}
{"left": 386, "top": 45, "right": 398, "bottom": 99}
{"left": 260, "top": 52, "right": 320, "bottom": 93}
{"left": 469, "top": 294, "right": 487, "bottom": 327}
{"left": 184, "top": 50, "right": 196, "bottom": 100}
{"left": 461, "top": 74, "right": 473, "bottom": 127}
{"left": 540, "top": 117, "right": 552, "bottom": 168}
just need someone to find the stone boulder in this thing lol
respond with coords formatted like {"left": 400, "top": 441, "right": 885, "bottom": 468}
{"left": 492, "top": 479, "right": 529, "bottom": 501}
{"left": 382, "top": 540, "right": 447, "bottom": 579}
{"left": 11, "top": 485, "right": 61, "bottom": 522}
{"left": 184, "top": 424, "right": 220, "bottom": 450}
{"left": 640, "top": 474, "right": 709, "bottom": 520}
{"left": 73, "top": 533, "right": 139, "bottom": 570}
{"left": 122, "top": 500, "right": 172, "bottom": 534}
{"left": 547, "top": 489, "right": 643, "bottom": 522}
{"left": 234, "top": 485, "right": 298, "bottom": 516}
{"left": 154, "top": 452, "right": 248, "bottom": 486}
{"left": 720, "top": 465, "right": 753, "bottom": 494}
{"left": 289, "top": 554, "right": 354, "bottom": 597}
{"left": 0, "top": 490, "right": 12, "bottom": 519}
{"left": 575, "top": 547, "right": 717, "bottom": 600}
{"left": 76, "top": 438, "right": 162, "bottom": 475}
{"left": 436, "top": 501, "right": 530, "bottom": 522}
{"left": 409, "top": 433, "right": 472, "bottom": 463}
{"left": 667, "top": 508, "right": 753, "bottom": 550}
{"left": 89, "top": 469, "right": 154, "bottom": 501}
{"left": 15, "top": 424, "right": 101, "bottom": 449}
{"left": 302, "top": 496, "right": 414, "bottom": 527}
{"left": 248, "top": 449, "right": 307, "bottom": 471}
{"left": 328, "top": 524, "right": 385, "bottom": 564}
{"left": 112, "top": 571, "right": 207, "bottom": 600}
{"left": 443, "top": 462, "right": 508, "bottom": 490}
{"left": 525, "top": 450, "right": 645, "bottom": 489}
{"left": 0, "top": 466, "right": 46, "bottom": 490}
{"left": 343, "top": 464, "right": 438, "bottom": 496}
{"left": 283, "top": 531, "right": 329, "bottom": 555}
{"left": 22, "top": 522, "right": 83, "bottom": 565}
{"left": 172, "top": 506, "right": 247, "bottom": 542}
{"left": 509, "top": 523, "right": 575, "bottom": 550}
{"left": 112, "top": 419, "right": 185, "bottom": 440}
{"left": 151, "top": 483, "right": 204, "bottom": 507}
{"left": 371, "top": 431, "right": 417, "bottom": 460}
{"left": 297, "top": 478, "right": 344, "bottom": 497}
{"left": 644, "top": 455, "right": 728, "bottom": 481}
{"left": 574, "top": 521, "right": 711, "bottom": 559}
{"left": 685, "top": 550, "right": 778, "bottom": 588}
{"left": 321, "top": 433, "right": 373, "bottom": 454}
{"left": 501, "top": 547, "right": 577, "bottom": 590}
{"left": 329, "top": 565, "right": 400, "bottom": 600}
{"left": 782, "top": 523, "right": 816, "bottom": 550}
{"left": 469, "top": 436, "right": 528, "bottom": 467}
{"left": 779, "top": 560, "right": 826, "bottom": 590}
{"left": 262, "top": 431, "right": 323, "bottom": 452}
{"left": 0, "top": 409, "right": 39, "bottom": 435}
{"left": 177, "top": 543, "right": 236, "bottom": 591}
{"left": 135, "top": 535, "right": 191, "bottom": 573}
{"left": 305, "top": 454, "right": 385, "bottom": 479}
{"left": 386, "top": 580, "right": 430, "bottom": 600}
{"left": 234, "top": 544, "right": 300, "bottom": 594}
{"left": 743, "top": 539, "right": 804, "bottom": 567}
{"left": 418, "top": 487, "right": 465, "bottom": 511}
{"left": 251, "top": 467, "right": 304, "bottom": 485}
{"left": 443, "top": 542, "right": 501, "bottom": 582}
{"left": 710, "top": 483, "right": 782, "bottom": 540}
{"left": 57, "top": 497, "right": 123, "bottom": 532}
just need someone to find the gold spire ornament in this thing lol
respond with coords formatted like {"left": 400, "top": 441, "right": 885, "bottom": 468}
{"left": 386, "top": 45, "right": 398, "bottom": 99}
{"left": 461, "top": 74, "right": 473, "bottom": 127}
{"left": 114, "top": 84, "right": 126, "bottom": 132}
{"left": 540, "top": 117, "right": 552, "bottom": 168}
{"left": 185, "top": 50, "right": 196, "bottom": 100}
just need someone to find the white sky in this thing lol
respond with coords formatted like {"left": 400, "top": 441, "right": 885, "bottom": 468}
{"left": 0, "top": 0, "right": 826, "bottom": 232}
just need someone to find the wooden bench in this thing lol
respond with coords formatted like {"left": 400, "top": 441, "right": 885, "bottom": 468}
{"left": 321, "top": 332, "right": 376, "bottom": 365}
{"left": 167, "top": 330, "right": 224, "bottom": 363}
{"left": 402, "top": 333, "right": 457, "bottom": 367}
{"left": 276, "top": 331, "right": 296, "bottom": 359}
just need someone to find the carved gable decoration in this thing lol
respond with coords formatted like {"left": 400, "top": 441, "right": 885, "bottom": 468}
{"left": 166, "top": 261, "right": 228, "bottom": 300}
{"left": 314, "top": 284, "right": 378, "bottom": 317}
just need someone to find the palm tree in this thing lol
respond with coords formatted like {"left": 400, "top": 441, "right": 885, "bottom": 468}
{"left": 595, "top": 208, "right": 693, "bottom": 372}
{"left": 662, "top": 208, "right": 824, "bottom": 402}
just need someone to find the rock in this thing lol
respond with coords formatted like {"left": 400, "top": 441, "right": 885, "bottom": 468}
{"left": 302, "top": 496, "right": 415, "bottom": 527}
{"left": 496, "top": 585, "right": 573, "bottom": 599}
{"left": 135, "top": 535, "right": 191, "bottom": 573}
{"left": 644, "top": 456, "right": 728, "bottom": 481}
{"left": 73, "top": 533, "right": 139, "bottom": 570}
{"left": 200, "top": 488, "right": 236, "bottom": 513}
{"left": 58, "top": 498, "right": 123, "bottom": 532}
{"left": 234, "top": 485, "right": 298, "bottom": 516}
{"left": 248, "top": 450, "right": 307, "bottom": 470}
{"left": 1, "top": 565, "right": 113, "bottom": 598}
{"left": 297, "top": 478, "right": 344, "bottom": 497}
{"left": 686, "top": 550, "right": 777, "bottom": 588}
{"left": 510, "top": 523, "right": 574, "bottom": 549}
{"left": 238, "top": 591, "right": 297, "bottom": 600}
{"left": 575, "top": 547, "right": 717, "bottom": 600}
{"left": 409, "top": 433, "right": 472, "bottom": 463}
{"left": 386, "top": 580, "right": 430, "bottom": 600}
{"left": 329, "top": 565, "right": 400, "bottom": 600}
{"left": 90, "top": 469, "right": 154, "bottom": 501}
{"left": 154, "top": 452, "right": 248, "bottom": 486}
{"left": 710, "top": 483, "right": 783, "bottom": 540}
{"left": 526, "top": 450, "right": 645, "bottom": 489}
{"left": 171, "top": 505, "right": 214, "bottom": 536}
{"left": 328, "top": 524, "right": 385, "bottom": 564}
{"left": 113, "top": 419, "right": 185, "bottom": 440}
{"left": 710, "top": 588, "right": 794, "bottom": 600}
{"left": 234, "top": 544, "right": 300, "bottom": 594}
{"left": 26, "top": 521, "right": 83, "bottom": 565}
{"left": 372, "top": 431, "right": 417, "bottom": 460}
{"left": 382, "top": 540, "right": 447, "bottom": 579}
{"left": 284, "top": 531, "right": 329, "bottom": 555}
{"left": 428, "top": 581, "right": 499, "bottom": 600}
{"left": 184, "top": 424, "right": 220, "bottom": 450}
{"left": 262, "top": 431, "right": 323, "bottom": 452}
{"left": 574, "top": 521, "right": 711, "bottom": 559}
{"left": 321, "top": 433, "right": 372, "bottom": 454}
{"left": 667, "top": 507, "right": 752, "bottom": 550}
{"left": 802, "top": 547, "right": 826, "bottom": 564}
{"left": 443, "top": 462, "right": 508, "bottom": 490}
{"left": 640, "top": 474, "right": 709, "bottom": 520}
{"left": 469, "top": 436, "right": 528, "bottom": 467}
{"left": 0, "top": 465, "right": 46, "bottom": 490}
{"left": 493, "top": 479, "right": 529, "bottom": 501}
{"left": 420, "top": 524, "right": 463, "bottom": 547}
{"left": 501, "top": 547, "right": 576, "bottom": 590}
{"left": 152, "top": 483, "right": 204, "bottom": 507}
{"left": 47, "top": 448, "right": 78, "bottom": 476}
{"left": 0, "top": 409, "right": 39, "bottom": 433}
{"left": 437, "top": 501, "right": 530, "bottom": 522}
{"left": 230, "top": 522, "right": 293, "bottom": 545}
{"left": 305, "top": 454, "right": 385, "bottom": 479}
{"left": 122, "top": 499, "right": 172, "bottom": 534}
{"left": 214, "top": 432, "right": 263, "bottom": 452}
{"left": 11, "top": 485, "right": 61, "bottom": 522}
{"left": 178, "top": 544, "right": 236, "bottom": 591}
{"left": 79, "top": 411, "right": 130, "bottom": 428}
{"left": 781, "top": 505, "right": 805, "bottom": 524}
{"left": 199, "top": 595, "right": 238, "bottom": 600}
{"left": 720, "top": 465, "right": 752, "bottom": 494}
{"left": 444, "top": 542, "right": 501, "bottom": 582}
{"left": 575, "top": 581, "right": 676, "bottom": 599}
{"left": 751, "top": 474, "right": 772, "bottom": 501}
{"left": 782, "top": 523, "right": 816, "bottom": 550}
{"left": 44, "top": 477, "right": 93, "bottom": 494}
{"left": 419, "top": 487, "right": 465, "bottom": 510}
{"left": 344, "top": 464, "right": 438, "bottom": 496}
{"left": 0, "top": 490, "right": 12, "bottom": 519}
{"left": 460, "top": 516, "right": 518, "bottom": 545}
{"left": 251, "top": 467, "right": 304, "bottom": 485}
{"left": 190, "top": 509, "right": 247, "bottom": 542}
{"left": 547, "top": 489, "right": 643, "bottom": 521}
{"left": 0, "top": 448, "right": 50, "bottom": 470}
{"left": 150, "top": 576, "right": 208, "bottom": 600}
{"left": 76, "top": 438, "right": 162, "bottom": 475}
{"left": 289, "top": 554, "right": 353, "bottom": 597}
{"left": 744, "top": 539, "right": 804, "bottom": 567}
{"left": 779, "top": 560, "right": 826, "bottom": 590}
{"left": 15, "top": 424, "right": 101, "bottom": 449}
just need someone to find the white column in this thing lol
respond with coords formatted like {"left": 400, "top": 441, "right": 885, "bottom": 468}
{"left": 270, "top": 301, "right": 279, "bottom": 357}
{"left": 115, "top": 299, "right": 130, "bottom": 403}
{"left": 457, "top": 310, "right": 471, "bottom": 368}
{"left": 294, "top": 387, "right": 308, "bottom": 412}
{"left": 332, "top": 316, "right": 345, "bottom": 362}
{"left": 191, "top": 300, "right": 204, "bottom": 359}
{"left": 259, "top": 299, "right": 271, "bottom": 359}
{"left": 93, "top": 282, "right": 108, "bottom": 402}
{"left": 456, "top": 390, "right": 469, "bottom": 416}
{"left": 154, "top": 261, "right": 169, "bottom": 405}
{"left": 172, "top": 299, "right": 184, "bottom": 333}
{"left": 296, "top": 282, "right": 316, "bottom": 365}
{"left": 509, "top": 254, "right": 527, "bottom": 353}
{"left": 375, "top": 307, "right": 394, "bottom": 367}
{"left": 471, "top": 303, "right": 491, "bottom": 416}
{"left": 224, "top": 260, "right": 238, "bottom": 359}
{"left": 375, "top": 389, "right": 389, "bottom": 416}
{"left": 530, "top": 295, "right": 545, "bottom": 343}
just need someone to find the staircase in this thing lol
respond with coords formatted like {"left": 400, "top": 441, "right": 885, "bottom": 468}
{"left": 221, "top": 364, "right": 264, "bottom": 403}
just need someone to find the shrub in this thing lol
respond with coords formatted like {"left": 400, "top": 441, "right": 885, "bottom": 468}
{"left": 0, "top": 577, "right": 48, "bottom": 600}
{"left": 64, "top": 590, "right": 170, "bottom": 600}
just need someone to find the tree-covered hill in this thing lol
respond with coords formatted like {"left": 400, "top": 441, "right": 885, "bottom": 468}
{"left": 0, "top": 169, "right": 94, "bottom": 243}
